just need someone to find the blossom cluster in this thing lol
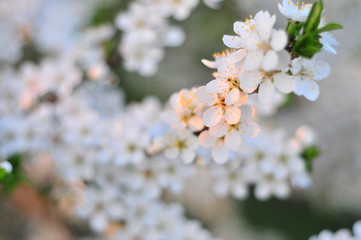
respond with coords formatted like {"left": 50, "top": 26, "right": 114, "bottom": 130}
{"left": 310, "top": 220, "right": 361, "bottom": 240}
{"left": 0, "top": 0, "right": 342, "bottom": 239}
{"left": 115, "top": 0, "right": 221, "bottom": 76}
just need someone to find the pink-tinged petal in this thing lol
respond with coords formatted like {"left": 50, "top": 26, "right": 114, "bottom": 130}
{"left": 209, "top": 121, "right": 228, "bottom": 137}
{"left": 233, "top": 92, "right": 249, "bottom": 106}
{"left": 242, "top": 122, "right": 260, "bottom": 138}
{"left": 274, "top": 72, "right": 294, "bottom": 93}
{"left": 302, "top": 79, "right": 319, "bottom": 101}
{"left": 225, "top": 88, "right": 241, "bottom": 105}
{"left": 203, "top": 106, "right": 223, "bottom": 127}
{"left": 262, "top": 50, "right": 278, "bottom": 72}
{"left": 240, "top": 105, "right": 255, "bottom": 121}
{"left": 244, "top": 51, "right": 263, "bottom": 71}
{"left": 211, "top": 142, "right": 229, "bottom": 164}
{"left": 311, "top": 61, "right": 330, "bottom": 80}
{"left": 206, "top": 80, "right": 222, "bottom": 93}
{"left": 258, "top": 79, "right": 275, "bottom": 104}
{"left": 201, "top": 59, "right": 217, "bottom": 69}
{"left": 224, "top": 131, "right": 242, "bottom": 150}
{"left": 225, "top": 106, "right": 241, "bottom": 125}
{"left": 270, "top": 30, "right": 288, "bottom": 51}
{"left": 199, "top": 130, "right": 217, "bottom": 147}
{"left": 196, "top": 86, "right": 217, "bottom": 105}
{"left": 188, "top": 116, "right": 204, "bottom": 132}
{"left": 222, "top": 35, "right": 242, "bottom": 49}
{"left": 239, "top": 71, "right": 263, "bottom": 93}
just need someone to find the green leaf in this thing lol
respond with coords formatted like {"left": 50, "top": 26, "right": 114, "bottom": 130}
{"left": 300, "top": 145, "right": 321, "bottom": 172}
{"left": 0, "top": 168, "right": 6, "bottom": 181}
{"left": 0, "top": 154, "right": 27, "bottom": 194}
{"left": 304, "top": 0, "right": 323, "bottom": 33}
{"left": 286, "top": 21, "right": 298, "bottom": 42}
{"left": 316, "top": 23, "right": 343, "bottom": 34}
{"left": 292, "top": 32, "right": 323, "bottom": 58}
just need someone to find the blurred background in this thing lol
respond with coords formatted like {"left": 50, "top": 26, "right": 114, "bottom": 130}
{"left": 1, "top": 0, "right": 361, "bottom": 239}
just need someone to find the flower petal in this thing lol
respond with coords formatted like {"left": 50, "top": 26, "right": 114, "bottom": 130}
{"left": 262, "top": 50, "right": 278, "bottom": 72}
{"left": 196, "top": 86, "right": 217, "bottom": 105}
{"left": 224, "top": 131, "right": 242, "bottom": 150}
{"left": 209, "top": 121, "right": 228, "bottom": 137}
{"left": 274, "top": 72, "right": 294, "bottom": 93}
{"left": 199, "top": 130, "right": 217, "bottom": 147}
{"left": 225, "top": 106, "right": 241, "bottom": 125}
{"left": 222, "top": 35, "right": 242, "bottom": 49}
{"left": 211, "top": 142, "right": 229, "bottom": 164}
{"left": 225, "top": 88, "right": 240, "bottom": 105}
{"left": 203, "top": 106, "right": 223, "bottom": 127}
{"left": 302, "top": 79, "right": 319, "bottom": 101}
{"left": 258, "top": 79, "right": 275, "bottom": 104}
{"left": 244, "top": 50, "right": 263, "bottom": 71}
{"left": 270, "top": 30, "right": 288, "bottom": 51}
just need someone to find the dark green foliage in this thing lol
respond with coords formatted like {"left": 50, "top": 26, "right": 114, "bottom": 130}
{"left": 0, "top": 154, "right": 27, "bottom": 194}
{"left": 286, "top": 0, "right": 342, "bottom": 58}
{"left": 300, "top": 145, "right": 321, "bottom": 172}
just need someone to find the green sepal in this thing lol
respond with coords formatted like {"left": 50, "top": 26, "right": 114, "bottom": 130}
{"left": 292, "top": 32, "right": 323, "bottom": 58}
{"left": 303, "top": 0, "right": 323, "bottom": 33}
{"left": 316, "top": 23, "right": 343, "bottom": 34}
{"left": 300, "top": 145, "right": 321, "bottom": 173}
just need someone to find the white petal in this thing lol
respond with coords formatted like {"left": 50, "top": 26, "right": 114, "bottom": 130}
{"left": 199, "top": 131, "right": 217, "bottom": 147}
{"left": 90, "top": 213, "right": 108, "bottom": 233}
{"left": 242, "top": 122, "right": 260, "bottom": 138}
{"left": 239, "top": 71, "right": 263, "bottom": 93}
{"left": 211, "top": 142, "right": 229, "bottom": 164}
{"left": 165, "top": 147, "right": 179, "bottom": 159}
{"left": 311, "top": 61, "right": 330, "bottom": 80}
{"left": 258, "top": 79, "right": 275, "bottom": 104}
{"left": 224, "top": 131, "right": 242, "bottom": 150}
{"left": 203, "top": 106, "right": 223, "bottom": 127}
{"left": 206, "top": 80, "right": 222, "bottom": 93}
{"left": 209, "top": 121, "right": 228, "bottom": 137}
{"left": 0, "top": 161, "right": 12, "bottom": 173}
{"left": 196, "top": 86, "right": 217, "bottom": 105}
{"left": 353, "top": 220, "right": 361, "bottom": 237}
{"left": 255, "top": 183, "right": 271, "bottom": 200}
{"left": 225, "top": 106, "right": 241, "bottom": 125}
{"left": 225, "top": 88, "right": 240, "bottom": 105}
{"left": 270, "top": 30, "right": 288, "bottom": 51}
{"left": 262, "top": 50, "right": 278, "bottom": 72}
{"left": 293, "top": 76, "right": 304, "bottom": 96}
{"left": 222, "top": 35, "right": 242, "bottom": 49}
{"left": 181, "top": 149, "right": 195, "bottom": 164}
{"left": 231, "top": 183, "right": 248, "bottom": 199}
{"left": 302, "top": 79, "right": 319, "bottom": 101}
{"left": 274, "top": 72, "right": 294, "bottom": 93}
{"left": 244, "top": 51, "right": 263, "bottom": 71}
{"left": 240, "top": 105, "right": 255, "bottom": 121}
{"left": 277, "top": 50, "right": 291, "bottom": 69}
{"left": 256, "top": 11, "right": 275, "bottom": 41}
